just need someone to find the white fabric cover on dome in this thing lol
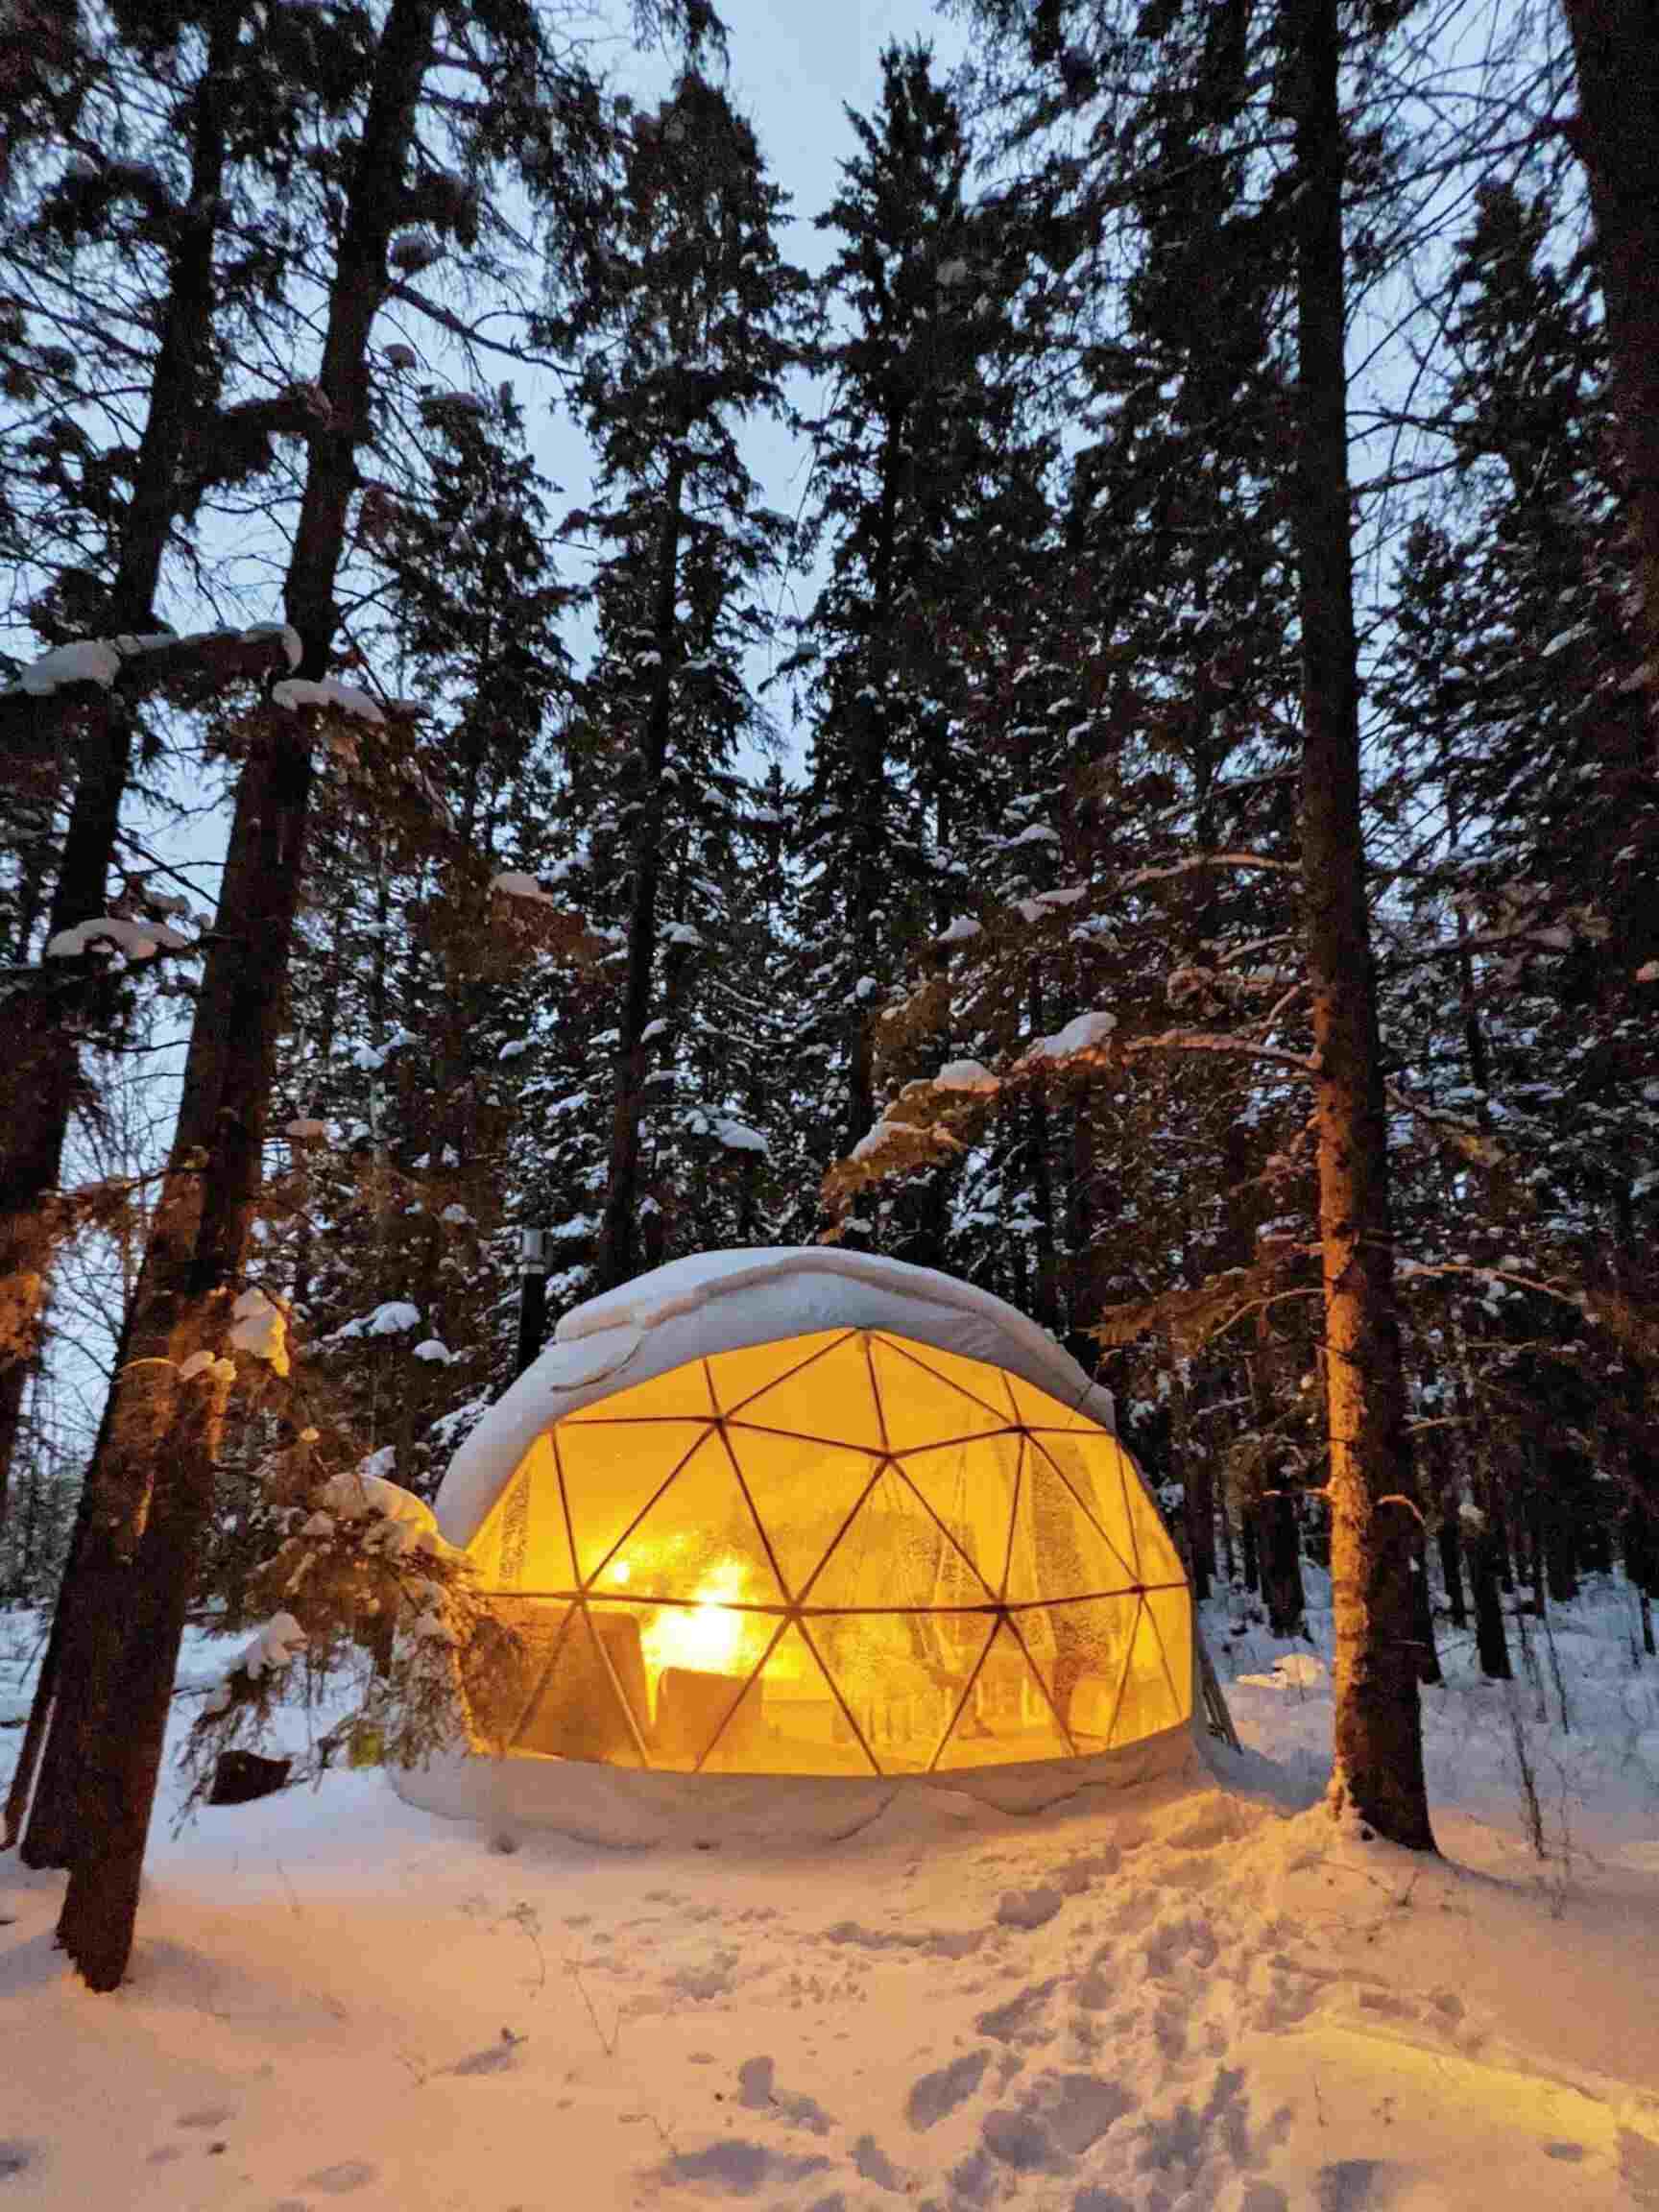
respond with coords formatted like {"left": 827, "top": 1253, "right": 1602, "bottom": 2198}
{"left": 436, "top": 1246, "right": 1118, "bottom": 1551}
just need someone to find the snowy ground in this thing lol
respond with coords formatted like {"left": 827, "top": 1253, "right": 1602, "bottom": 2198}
{"left": 3, "top": 1580, "right": 1658, "bottom": 2212}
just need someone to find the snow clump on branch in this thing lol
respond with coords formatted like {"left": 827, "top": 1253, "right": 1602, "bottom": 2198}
{"left": 1022, "top": 1010, "right": 1118, "bottom": 1067}
{"left": 229, "top": 1287, "right": 290, "bottom": 1377}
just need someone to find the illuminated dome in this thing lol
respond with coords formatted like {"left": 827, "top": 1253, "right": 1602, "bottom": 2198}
{"left": 400, "top": 1250, "right": 1197, "bottom": 1843}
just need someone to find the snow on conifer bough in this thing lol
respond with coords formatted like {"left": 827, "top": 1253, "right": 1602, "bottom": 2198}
{"left": 399, "top": 1250, "right": 1221, "bottom": 1845}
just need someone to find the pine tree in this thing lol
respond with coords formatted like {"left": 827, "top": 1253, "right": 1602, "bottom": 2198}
{"left": 536, "top": 70, "right": 807, "bottom": 1295}
{"left": 790, "top": 41, "right": 1051, "bottom": 1239}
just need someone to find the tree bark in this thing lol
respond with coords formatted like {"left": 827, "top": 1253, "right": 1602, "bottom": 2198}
{"left": 1409, "top": 1536, "right": 1442, "bottom": 1686}
{"left": 1467, "top": 1508, "right": 1512, "bottom": 1680}
{"left": 1288, "top": 0, "right": 1432, "bottom": 1847}
{"left": 1239, "top": 1499, "right": 1259, "bottom": 1597}
{"left": 16, "top": 0, "right": 438, "bottom": 1990}
{"left": 594, "top": 453, "right": 686, "bottom": 1295}
{"left": 1024, "top": 976, "right": 1060, "bottom": 1333}
{"left": 0, "top": 8, "right": 242, "bottom": 1529}
{"left": 1258, "top": 1483, "right": 1306, "bottom": 1638}
{"left": 1561, "top": 0, "right": 1659, "bottom": 708}
{"left": 1434, "top": 1506, "right": 1467, "bottom": 1633}
{"left": 843, "top": 404, "right": 906, "bottom": 1165}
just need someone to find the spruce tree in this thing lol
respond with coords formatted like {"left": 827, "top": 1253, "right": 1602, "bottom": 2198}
{"left": 536, "top": 70, "right": 807, "bottom": 1295}
{"left": 791, "top": 41, "right": 1049, "bottom": 1227}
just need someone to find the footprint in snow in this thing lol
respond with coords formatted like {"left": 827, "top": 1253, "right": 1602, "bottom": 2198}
{"left": 976, "top": 1977, "right": 1060, "bottom": 2047}
{"left": 996, "top": 1885, "right": 1064, "bottom": 1931}
{"left": 1315, "top": 2158, "right": 1404, "bottom": 2211}
{"left": 448, "top": 2030, "right": 526, "bottom": 2076}
{"left": 906, "top": 2049, "right": 990, "bottom": 2131}
{"left": 851, "top": 2133, "right": 907, "bottom": 2193}
{"left": 734, "top": 2056, "right": 834, "bottom": 2135}
{"left": 978, "top": 2071, "right": 1136, "bottom": 2176}
{"left": 0, "top": 2141, "right": 37, "bottom": 2182}
{"left": 660, "top": 2139, "right": 831, "bottom": 2195}
{"left": 301, "top": 2160, "right": 378, "bottom": 2196}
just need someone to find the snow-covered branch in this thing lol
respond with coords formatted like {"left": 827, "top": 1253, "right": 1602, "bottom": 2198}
{"left": 0, "top": 622, "right": 302, "bottom": 748}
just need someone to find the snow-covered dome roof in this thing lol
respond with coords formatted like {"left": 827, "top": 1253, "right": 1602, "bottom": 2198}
{"left": 436, "top": 1247, "right": 1118, "bottom": 1549}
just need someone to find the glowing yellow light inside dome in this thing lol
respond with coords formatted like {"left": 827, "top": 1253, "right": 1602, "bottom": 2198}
{"left": 642, "top": 1557, "right": 751, "bottom": 1678}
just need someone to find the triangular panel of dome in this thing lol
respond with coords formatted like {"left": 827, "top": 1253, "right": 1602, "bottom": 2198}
{"left": 1142, "top": 1585, "right": 1193, "bottom": 1723}
{"left": 553, "top": 1418, "right": 711, "bottom": 1583}
{"left": 729, "top": 1330, "right": 886, "bottom": 1454}
{"left": 1111, "top": 1598, "right": 1186, "bottom": 1745}
{"left": 1018, "top": 1594, "right": 1141, "bottom": 1750}
{"left": 1017, "top": 1435, "right": 1139, "bottom": 1594}
{"left": 707, "top": 1331, "right": 854, "bottom": 1420}
{"left": 589, "top": 1430, "right": 785, "bottom": 1608}
{"left": 1121, "top": 1452, "right": 1187, "bottom": 1584}
{"left": 505, "top": 1435, "right": 579, "bottom": 1591}
{"left": 805, "top": 1458, "right": 998, "bottom": 1610}
{"left": 722, "top": 1425, "right": 880, "bottom": 1602}
{"left": 511, "top": 1603, "right": 647, "bottom": 1767}
{"left": 1004, "top": 1371, "right": 1096, "bottom": 1431}
{"left": 1028, "top": 1426, "right": 1138, "bottom": 1541}
{"left": 870, "top": 1334, "right": 1010, "bottom": 1454}
{"left": 561, "top": 1358, "right": 715, "bottom": 1423}
{"left": 882, "top": 1339, "right": 1019, "bottom": 1427}
{"left": 931, "top": 1616, "right": 1074, "bottom": 1771}
{"left": 900, "top": 1431, "right": 1022, "bottom": 1599}
{"left": 697, "top": 1619, "right": 881, "bottom": 1777}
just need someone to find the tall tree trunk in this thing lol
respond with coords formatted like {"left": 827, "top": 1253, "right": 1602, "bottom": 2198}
{"left": 1543, "top": 1450, "right": 1579, "bottom": 1603}
{"left": 595, "top": 454, "right": 685, "bottom": 1295}
{"left": 1466, "top": 1505, "right": 1511, "bottom": 1680}
{"left": 843, "top": 404, "right": 906, "bottom": 1165}
{"left": 1024, "top": 976, "right": 1060, "bottom": 1332}
{"left": 1288, "top": 0, "right": 1432, "bottom": 1848}
{"left": 1258, "top": 1481, "right": 1306, "bottom": 1638}
{"left": 1175, "top": 1378, "right": 1214, "bottom": 1602}
{"left": 1409, "top": 1536, "right": 1442, "bottom": 1686}
{"left": 14, "top": 0, "right": 439, "bottom": 1990}
{"left": 1434, "top": 1503, "right": 1467, "bottom": 1633}
{"left": 1561, "top": 0, "right": 1659, "bottom": 707}
{"left": 1064, "top": 1096, "right": 1099, "bottom": 1361}
{"left": 1239, "top": 1495, "right": 1260, "bottom": 1597}
{"left": 0, "top": 8, "right": 242, "bottom": 1528}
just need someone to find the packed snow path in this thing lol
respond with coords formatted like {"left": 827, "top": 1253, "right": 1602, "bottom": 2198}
{"left": 3, "top": 1589, "right": 1658, "bottom": 2210}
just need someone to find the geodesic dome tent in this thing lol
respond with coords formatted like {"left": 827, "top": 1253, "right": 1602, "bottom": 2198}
{"left": 397, "top": 1249, "right": 1199, "bottom": 1843}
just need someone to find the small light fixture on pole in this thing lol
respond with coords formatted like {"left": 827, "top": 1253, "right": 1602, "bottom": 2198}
{"left": 515, "top": 1226, "right": 549, "bottom": 1379}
